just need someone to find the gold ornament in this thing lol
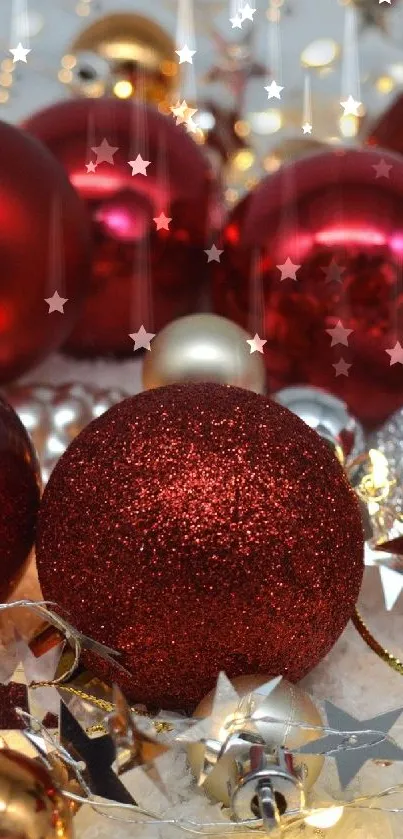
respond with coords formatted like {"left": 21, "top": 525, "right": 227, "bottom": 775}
{"left": 187, "top": 675, "right": 324, "bottom": 807}
{"left": 142, "top": 314, "right": 266, "bottom": 394}
{"left": 66, "top": 13, "right": 178, "bottom": 104}
{"left": 0, "top": 749, "right": 73, "bottom": 839}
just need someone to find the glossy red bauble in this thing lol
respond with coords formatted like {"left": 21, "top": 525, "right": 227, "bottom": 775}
{"left": 24, "top": 99, "right": 216, "bottom": 357}
{"left": 0, "top": 120, "right": 90, "bottom": 381}
{"left": 0, "top": 395, "right": 41, "bottom": 600}
{"left": 213, "top": 147, "right": 403, "bottom": 427}
{"left": 36, "top": 383, "right": 363, "bottom": 710}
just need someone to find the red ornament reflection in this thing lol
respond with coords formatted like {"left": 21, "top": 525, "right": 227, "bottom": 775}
{"left": 24, "top": 99, "right": 217, "bottom": 357}
{"left": 213, "top": 147, "right": 403, "bottom": 427}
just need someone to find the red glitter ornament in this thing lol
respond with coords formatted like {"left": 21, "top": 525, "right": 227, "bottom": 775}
{"left": 36, "top": 383, "right": 363, "bottom": 710}
{"left": 0, "top": 395, "right": 41, "bottom": 600}
{"left": 367, "top": 92, "right": 403, "bottom": 156}
{"left": 0, "top": 120, "right": 90, "bottom": 382}
{"left": 24, "top": 99, "right": 216, "bottom": 357}
{"left": 212, "top": 147, "right": 403, "bottom": 428}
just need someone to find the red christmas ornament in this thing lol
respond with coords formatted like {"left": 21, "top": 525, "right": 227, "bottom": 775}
{"left": 36, "top": 383, "right": 363, "bottom": 710}
{"left": 0, "top": 395, "right": 40, "bottom": 601}
{"left": 367, "top": 92, "right": 403, "bottom": 154}
{"left": 212, "top": 147, "right": 403, "bottom": 428}
{"left": 0, "top": 120, "right": 90, "bottom": 382}
{"left": 23, "top": 99, "right": 216, "bottom": 357}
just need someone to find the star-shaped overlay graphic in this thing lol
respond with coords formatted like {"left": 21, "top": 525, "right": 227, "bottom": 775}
{"left": 340, "top": 95, "right": 361, "bottom": 117}
{"left": 45, "top": 291, "right": 68, "bottom": 313}
{"left": 322, "top": 258, "right": 345, "bottom": 284}
{"left": 297, "top": 701, "right": 403, "bottom": 788}
{"left": 326, "top": 320, "right": 353, "bottom": 347}
{"left": 205, "top": 244, "right": 223, "bottom": 263}
{"left": 276, "top": 257, "right": 300, "bottom": 281}
{"left": 265, "top": 80, "right": 284, "bottom": 100}
{"left": 386, "top": 341, "right": 403, "bottom": 365}
{"left": 153, "top": 212, "right": 172, "bottom": 231}
{"left": 170, "top": 100, "right": 199, "bottom": 134}
{"left": 373, "top": 158, "right": 392, "bottom": 179}
{"left": 230, "top": 1, "right": 256, "bottom": 26}
{"left": 247, "top": 334, "right": 267, "bottom": 354}
{"left": 9, "top": 42, "right": 31, "bottom": 63}
{"left": 302, "top": 122, "right": 312, "bottom": 135}
{"left": 333, "top": 358, "right": 351, "bottom": 377}
{"left": 176, "top": 45, "right": 196, "bottom": 64}
{"left": 91, "top": 138, "right": 118, "bottom": 165}
{"left": 86, "top": 161, "right": 97, "bottom": 173}
{"left": 129, "top": 325, "right": 156, "bottom": 352}
{"left": 128, "top": 154, "right": 151, "bottom": 176}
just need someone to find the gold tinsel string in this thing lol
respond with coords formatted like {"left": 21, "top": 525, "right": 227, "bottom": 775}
{"left": 352, "top": 608, "right": 403, "bottom": 677}
{"left": 54, "top": 684, "right": 173, "bottom": 735}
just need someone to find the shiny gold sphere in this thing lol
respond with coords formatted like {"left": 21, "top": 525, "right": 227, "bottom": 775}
{"left": 188, "top": 675, "right": 324, "bottom": 807}
{"left": 66, "top": 13, "right": 178, "bottom": 103}
{"left": 142, "top": 314, "right": 266, "bottom": 394}
{"left": 0, "top": 749, "right": 73, "bottom": 838}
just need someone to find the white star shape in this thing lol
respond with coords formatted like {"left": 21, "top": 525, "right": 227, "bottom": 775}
{"left": 91, "top": 138, "right": 118, "bottom": 165}
{"left": 153, "top": 212, "right": 172, "bottom": 231}
{"left": 204, "top": 244, "right": 223, "bottom": 263}
{"left": 247, "top": 334, "right": 267, "bottom": 354}
{"left": 241, "top": 3, "right": 256, "bottom": 21}
{"left": 302, "top": 122, "right": 312, "bottom": 135}
{"left": 265, "top": 80, "right": 284, "bottom": 100}
{"left": 372, "top": 158, "right": 393, "bottom": 179}
{"left": 9, "top": 42, "right": 31, "bottom": 63}
{"left": 45, "top": 291, "right": 68, "bottom": 313}
{"left": 276, "top": 257, "right": 300, "bottom": 281}
{"left": 340, "top": 95, "right": 361, "bottom": 117}
{"left": 326, "top": 320, "right": 353, "bottom": 347}
{"left": 386, "top": 341, "right": 403, "bottom": 365}
{"left": 175, "top": 45, "right": 196, "bottom": 64}
{"left": 322, "top": 258, "right": 345, "bottom": 284}
{"left": 333, "top": 358, "right": 351, "bottom": 377}
{"left": 128, "top": 154, "right": 151, "bottom": 176}
{"left": 171, "top": 100, "right": 197, "bottom": 126}
{"left": 129, "top": 325, "right": 156, "bottom": 352}
{"left": 230, "top": 13, "right": 243, "bottom": 28}
{"left": 85, "top": 161, "right": 97, "bottom": 173}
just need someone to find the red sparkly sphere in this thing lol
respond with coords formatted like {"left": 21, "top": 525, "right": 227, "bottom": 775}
{"left": 36, "top": 383, "right": 363, "bottom": 710}
{"left": 0, "top": 395, "right": 41, "bottom": 600}
{"left": 24, "top": 99, "right": 217, "bottom": 357}
{"left": 213, "top": 147, "right": 403, "bottom": 428}
{"left": 367, "top": 92, "right": 403, "bottom": 156}
{"left": 0, "top": 120, "right": 90, "bottom": 382}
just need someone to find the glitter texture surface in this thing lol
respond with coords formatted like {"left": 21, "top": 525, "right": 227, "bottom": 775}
{"left": 36, "top": 383, "right": 364, "bottom": 711}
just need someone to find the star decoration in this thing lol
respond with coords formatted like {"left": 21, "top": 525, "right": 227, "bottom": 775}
{"left": 204, "top": 244, "right": 223, "bottom": 263}
{"left": 265, "top": 80, "right": 284, "bottom": 100}
{"left": 333, "top": 358, "right": 351, "bottom": 377}
{"left": 322, "top": 258, "right": 345, "bottom": 284}
{"left": 175, "top": 45, "right": 196, "bottom": 64}
{"left": 230, "top": 13, "right": 243, "bottom": 28}
{"left": 129, "top": 325, "right": 156, "bottom": 352}
{"left": 107, "top": 685, "right": 168, "bottom": 776}
{"left": 326, "top": 320, "right": 353, "bottom": 347}
{"left": 176, "top": 672, "right": 282, "bottom": 785}
{"left": 128, "top": 154, "right": 151, "bottom": 176}
{"left": 297, "top": 701, "right": 403, "bottom": 788}
{"left": 153, "top": 212, "right": 172, "bottom": 231}
{"left": 340, "top": 95, "right": 361, "bottom": 117}
{"left": 302, "top": 122, "right": 312, "bottom": 135}
{"left": 205, "top": 28, "right": 266, "bottom": 108}
{"left": 45, "top": 291, "right": 68, "bottom": 314}
{"left": 247, "top": 334, "right": 267, "bottom": 354}
{"left": 91, "top": 138, "right": 118, "bottom": 165}
{"left": 171, "top": 100, "right": 197, "bottom": 125}
{"left": 373, "top": 158, "right": 392, "bottom": 179}
{"left": 386, "top": 341, "right": 403, "bottom": 365}
{"left": 85, "top": 161, "right": 97, "bottom": 173}
{"left": 241, "top": 3, "right": 256, "bottom": 21}
{"left": 276, "top": 257, "right": 301, "bottom": 281}
{"left": 367, "top": 531, "right": 403, "bottom": 611}
{"left": 9, "top": 43, "right": 31, "bottom": 63}
{"left": 20, "top": 640, "right": 62, "bottom": 722}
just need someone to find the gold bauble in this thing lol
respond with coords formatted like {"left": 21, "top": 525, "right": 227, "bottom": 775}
{"left": 142, "top": 314, "right": 266, "bottom": 393}
{"left": 0, "top": 749, "right": 73, "bottom": 839}
{"left": 187, "top": 675, "right": 324, "bottom": 807}
{"left": 67, "top": 13, "right": 178, "bottom": 103}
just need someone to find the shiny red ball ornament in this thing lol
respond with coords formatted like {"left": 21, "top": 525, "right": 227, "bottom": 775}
{"left": 213, "top": 147, "right": 403, "bottom": 428}
{"left": 0, "top": 395, "right": 41, "bottom": 600}
{"left": 24, "top": 99, "right": 216, "bottom": 357}
{"left": 367, "top": 92, "right": 403, "bottom": 156}
{"left": 36, "top": 383, "right": 363, "bottom": 710}
{"left": 0, "top": 120, "right": 90, "bottom": 382}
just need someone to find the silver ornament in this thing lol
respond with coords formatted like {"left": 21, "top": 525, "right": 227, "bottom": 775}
{"left": 3, "top": 383, "right": 127, "bottom": 485}
{"left": 274, "top": 386, "right": 365, "bottom": 464}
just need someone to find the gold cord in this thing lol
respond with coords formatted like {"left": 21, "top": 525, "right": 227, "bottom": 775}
{"left": 56, "top": 685, "right": 172, "bottom": 734}
{"left": 353, "top": 608, "right": 403, "bottom": 676}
